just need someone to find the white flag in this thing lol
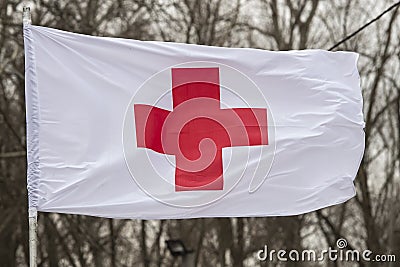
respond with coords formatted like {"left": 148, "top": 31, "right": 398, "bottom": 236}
{"left": 24, "top": 25, "right": 364, "bottom": 219}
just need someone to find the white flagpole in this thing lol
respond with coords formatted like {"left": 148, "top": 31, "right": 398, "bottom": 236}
{"left": 23, "top": 6, "right": 31, "bottom": 25}
{"left": 28, "top": 208, "right": 38, "bottom": 267}
{"left": 23, "top": 6, "right": 37, "bottom": 267}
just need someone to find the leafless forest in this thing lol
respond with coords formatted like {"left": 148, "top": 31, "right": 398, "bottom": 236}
{"left": 0, "top": 0, "right": 399, "bottom": 266}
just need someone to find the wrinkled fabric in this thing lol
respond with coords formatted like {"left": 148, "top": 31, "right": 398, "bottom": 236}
{"left": 24, "top": 25, "right": 364, "bottom": 219}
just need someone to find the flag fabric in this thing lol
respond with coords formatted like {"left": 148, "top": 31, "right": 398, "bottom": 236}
{"left": 24, "top": 25, "right": 364, "bottom": 219}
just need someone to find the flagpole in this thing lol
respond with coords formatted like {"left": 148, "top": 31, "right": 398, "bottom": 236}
{"left": 23, "top": 6, "right": 31, "bottom": 25}
{"left": 29, "top": 208, "right": 38, "bottom": 267}
{"left": 23, "top": 6, "right": 37, "bottom": 267}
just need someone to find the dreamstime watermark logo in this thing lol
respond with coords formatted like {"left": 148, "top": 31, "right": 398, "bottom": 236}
{"left": 257, "top": 238, "right": 396, "bottom": 263}
{"left": 122, "top": 61, "right": 276, "bottom": 207}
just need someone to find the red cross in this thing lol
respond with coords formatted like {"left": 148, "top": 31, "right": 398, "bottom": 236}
{"left": 134, "top": 68, "right": 268, "bottom": 191}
